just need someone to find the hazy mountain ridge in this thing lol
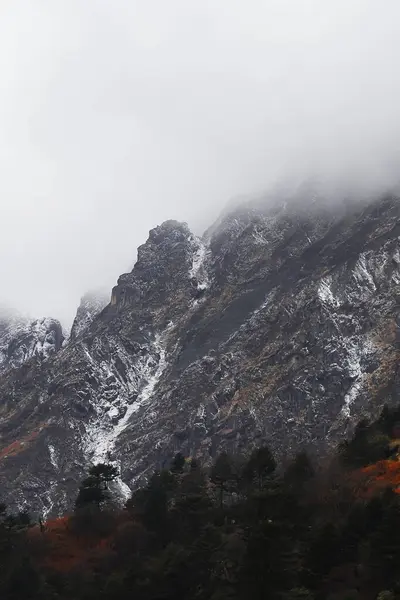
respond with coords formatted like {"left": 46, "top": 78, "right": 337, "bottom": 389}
{"left": 70, "top": 291, "right": 110, "bottom": 341}
{"left": 0, "top": 192, "right": 400, "bottom": 517}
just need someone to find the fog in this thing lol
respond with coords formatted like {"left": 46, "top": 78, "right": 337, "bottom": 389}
{"left": 1, "top": 0, "right": 400, "bottom": 325}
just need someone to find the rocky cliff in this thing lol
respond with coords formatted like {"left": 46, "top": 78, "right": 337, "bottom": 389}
{"left": 0, "top": 316, "right": 64, "bottom": 374}
{"left": 70, "top": 292, "right": 109, "bottom": 341}
{"left": 0, "top": 191, "right": 400, "bottom": 517}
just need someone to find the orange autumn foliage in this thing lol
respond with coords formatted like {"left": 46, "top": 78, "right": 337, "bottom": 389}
{"left": 29, "top": 513, "right": 130, "bottom": 573}
{"left": 0, "top": 440, "right": 25, "bottom": 460}
{"left": 29, "top": 516, "right": 109, "bottom": 572}
{"left": 0, "top": 425, "right": 47, "bottom": 461}
{"left": 345, "top": 459, "right": 400, "bottom": 499}
{"left": 360, "top": 459, "right": 400, "bottom": 494}
{"left": 314, "top": 458, "right": 400, "bottom": 504}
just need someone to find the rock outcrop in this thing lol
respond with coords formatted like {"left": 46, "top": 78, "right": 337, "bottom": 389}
{"left": 70, "top": 292, "right": 109, "bottom": 340}
{"left": 0, "top": 316, "right": 64, "bottom": 374}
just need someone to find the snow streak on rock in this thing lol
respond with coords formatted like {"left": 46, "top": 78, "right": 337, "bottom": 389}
{"left": 223, "top": 288, "right": 277, "bottom": 347}
{"left": 318, "top": 276, "right": 340, "bottom": 307}
{"left": 353, "top": 253, "right": 376, "bottom": 292}
{"left": 340, "top": 337, "right": 376, "bottom": 418}
{"left": 189, "top": 238, "right": 210, "bottom": 292}
{"left": 84, "top": 322, "right": 175, "bottom": 497}
{"left": 48, "top": 444, "right": 58, "bottom": 469}
{"left": 341, "top": 343, "right": 364, "bottom": 418}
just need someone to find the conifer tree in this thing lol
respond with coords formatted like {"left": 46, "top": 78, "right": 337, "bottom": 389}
{"left": 242, "top": 445, "right": 276, "bottom": 491}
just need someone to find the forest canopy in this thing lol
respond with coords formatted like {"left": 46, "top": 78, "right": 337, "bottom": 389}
{"left": 1, "top": 405, "right": 400, "bottom": 599}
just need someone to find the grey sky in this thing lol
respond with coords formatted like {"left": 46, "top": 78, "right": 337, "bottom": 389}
{"left": 1, "top": 0, "right": 400, "bottom": 325}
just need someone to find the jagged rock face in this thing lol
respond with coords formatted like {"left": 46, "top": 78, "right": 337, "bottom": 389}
{"left": 0, "top": 316, "right": 64, "bottom": 374}
{"left": 0, "top": 193, "right": 400, "bottom": 517}
{"left": 110, "top": 220, "right": 201, "bottom": 324}
{"left": 70, "top": 292, "right": 109, "bottom": 340}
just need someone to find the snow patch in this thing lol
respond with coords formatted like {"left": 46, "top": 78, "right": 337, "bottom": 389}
{"left": 341, "top": 337, "right": 375, "bottom": 418}
{"left": 197, "top": 404, "right": 205, "bottom": 418}
{"left": 112, "top": 478, "right": 132, "bottom": 502}
{"left": 108, "top": 406, "right": 119, "bottom": 419}
{"left": 392, "top": 247, "right": 400, "bottom": 265}
{"left": 391, "top": 248, "right": 400, "bottom": 283}
{"left": 48, "top": 444, "right": 58, "bottom": 469}
{"left": 252, "top": 226, "right": 268, "bottom": 245}
{"left": 189, "top": 238, "right": 211, "bottom": 292}
{"left": 42, "top": 481, "right": 58, "bottom": 520}
{"left": 318, "top": 276, "right": 340, "bottom": 307}
{"left": 353, "top": 253, "right": 376, "bottom": 291}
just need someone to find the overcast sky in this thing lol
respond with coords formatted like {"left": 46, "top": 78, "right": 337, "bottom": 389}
{"left": 1, "top": 0, "right": 400, "bottom": 325}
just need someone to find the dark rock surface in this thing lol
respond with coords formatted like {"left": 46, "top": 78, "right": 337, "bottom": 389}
{"left": 0, "top": 191, "right": 400, "bottom": 517}
{"left": 70, "top": 291, "right": 109, "bottom": 340}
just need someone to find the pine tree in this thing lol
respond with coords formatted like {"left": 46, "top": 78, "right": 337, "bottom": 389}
{"left": 170, "top": 459, "right": 211, "bottom": 543}
{"left": 304, "top": 522, "right": 341, "bottom": 588}
{"left": 369, "top": 490, "right": 400, "bottom": 586}
{"left": 242, "top": 445, "right": 276, "bottom": 491}
{"left": 170, "top": 452, "right": 186, "bottom": 473}
{"left": 240, "top": 519, "right": 299, "bottom": 599}
{"left": 128, "top": 469, "right": 176, "bottom": 544}
{"left": 89, "top": 463, "right": 119, "bottom": 487}
{"left": 284, "top": 451, "right": 315, "bottom": 491}
{"left": 211, "top": 452, "right": 238, "bottom": 508}
{"left": 75, "top": 462, "right": 119, "bottom": 509}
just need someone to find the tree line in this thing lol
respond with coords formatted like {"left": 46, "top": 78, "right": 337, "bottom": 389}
{"left": 1, "top": 404, "right": 400, "bottom": 599}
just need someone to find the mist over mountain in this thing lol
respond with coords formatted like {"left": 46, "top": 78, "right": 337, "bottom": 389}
{"left": 0, "top": 185, "right": 398, "bottom": 517}
{"left": 1, "top": 1, "right": 400, "bottom": 323}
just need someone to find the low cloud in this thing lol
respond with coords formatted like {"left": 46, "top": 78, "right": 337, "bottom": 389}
{"left": 0, "top": 0, "right": 400, "bottom": 324}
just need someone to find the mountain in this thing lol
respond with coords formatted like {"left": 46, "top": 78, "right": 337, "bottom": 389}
{"left": 0, "top": 315, "right": 64, "bottom": 374}
{"left": 0, "top": 190, "right": 400, "bottom": 517}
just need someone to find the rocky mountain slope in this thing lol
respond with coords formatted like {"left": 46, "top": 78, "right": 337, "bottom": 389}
{"left": 0, "top": 316, "right": 64, "bottom": 374}
{"left": 0, "top": 190, "right": 400, "bottom": 517}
